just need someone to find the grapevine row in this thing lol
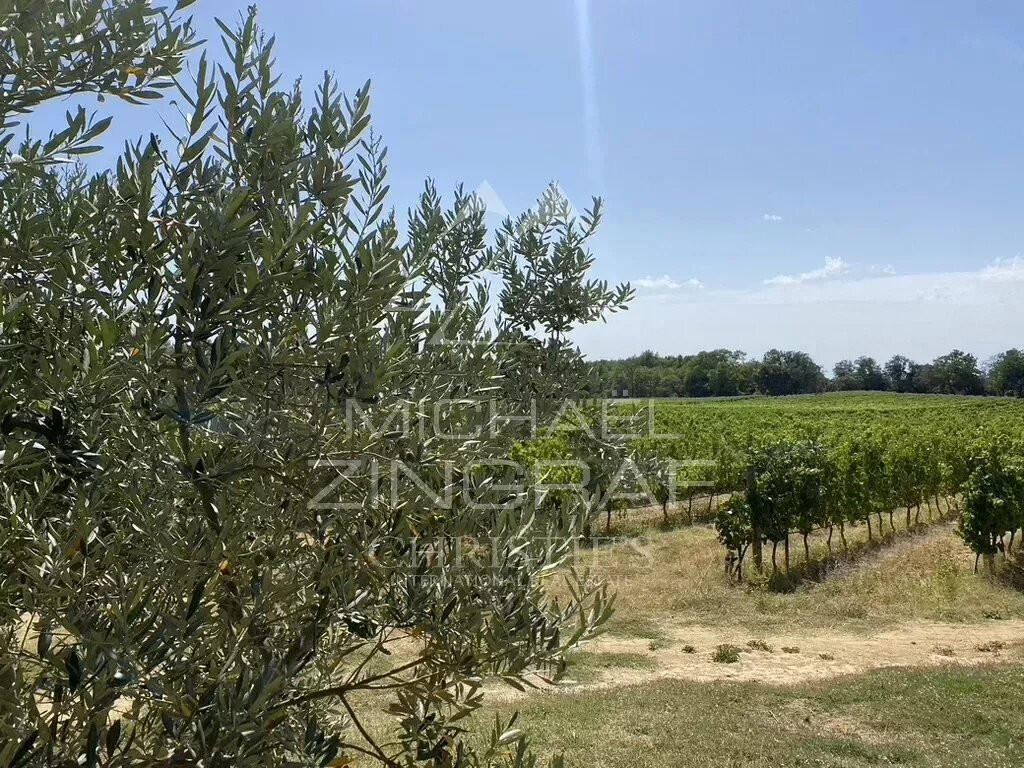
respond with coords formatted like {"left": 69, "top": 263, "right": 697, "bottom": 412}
{"left": 705, "top": 433, "right": 1024, "bottom": 578}
{"left": 522, "top": 397, "right": 1024, "bottom": 576}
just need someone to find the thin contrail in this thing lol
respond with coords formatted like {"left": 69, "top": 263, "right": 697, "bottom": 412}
{"left": 574, "top": 0, "right": 605, "bottom": 191}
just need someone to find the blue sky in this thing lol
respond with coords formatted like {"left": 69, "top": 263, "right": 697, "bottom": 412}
{"left": 33, "top": 1, "right": 1024, "bottom": 367}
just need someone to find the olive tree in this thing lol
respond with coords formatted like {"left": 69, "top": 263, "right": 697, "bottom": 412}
{"left": 0, "top": 3, "right": 630, "bottom": 765}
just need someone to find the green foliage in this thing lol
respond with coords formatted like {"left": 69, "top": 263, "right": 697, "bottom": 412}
{"left": 1, "top": 0, "right": 200, "bottom": 166}
{"left": 715, "top": 495, "right": 752, "bottom": 555}
{"left": 0, "top": 5, "right": 630, "bottom": 765}
{"left": 988, "top": 348, "right": 1024, "bottom": 397}
{"left": 884, "top": 354, "right": 917, "bottom": 393}
{"left": 591, "top": 349, "right": 1001, "bottom": 399}
{"left": 584, "top": 393, "right": 1024, "bottom": 554}
{"left": 590, "top": 349, "right": 757, "bottom": 398}
{"left": 834, "top": 356, "right": 887, "bottom": 391}
{"left": 707, "top": 411, "right": 1024, "bottom": 579}
{"left": 929, "top": 350, "right": 984, "bottom": 396}
{"left": 959, "top": 443, "right": 1024, "bottom": 569}
{"left": 711, "top": 644, "right": 741, "bottom": 663}
{"left": 756, "top": 349, "right": 825, "bottom": 396}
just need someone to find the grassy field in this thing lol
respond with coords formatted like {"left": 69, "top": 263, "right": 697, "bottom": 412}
{"left": 468, "top": 516, "right": 1024, "bottom": 766}
{"left": 588, "top": 516, "right": 1024, "bottom": 638}
{"left": 479, "top": 665, "right": 1024, "bottom": 768}
{"left": 354, "top": 519, "right": 1024, "bottom": 765}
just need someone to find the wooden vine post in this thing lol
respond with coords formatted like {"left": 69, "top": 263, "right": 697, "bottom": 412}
{"left": 747, "top": 465, "right": 763, "bottom": 572}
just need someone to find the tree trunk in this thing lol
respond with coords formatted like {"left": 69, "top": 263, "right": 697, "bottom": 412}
{"left": 826, "top": 526, "right": 833, "bottom": 554}
{"left": 746, "top": 468, "right": 761, "bottom": 572}
{"left": 605, "top": 503, "right": 612, "bottom": 534}
{"left": 888, "top": 511, "right": 895, "bottom": 532}
{"left": 705, "top": 490, "right": 714, "bottom": 517}
{"left": 974, "top": 552, "right": 980, "bottom": 574}
{"left": 687, "top": 494, "right": 694, "bottom": 524}
{"left": 803, "top": 532, "right": 810, "bottom": 563}
{"left": 771, "top": 541, "right": 778, "bottom": 572}
{"left": 915, "top": 503, "right": 921, "bottom": 525}
{"left": 1009, "top": 530, "right": 1016, "bottom": 553}
{"left": 662, "top": 500, "right": 668, "bottom": 525}
{"left": 784, "top": 536, "right": 790, "bottom": 573}
{"left": 866, "top": 515, "right": 873, "bottom": 541}
{"left": 905, "top": 505, "right": 912, "bottom": 529}
{"left": 840, "top": 521, "right": 848, "bottom": 552}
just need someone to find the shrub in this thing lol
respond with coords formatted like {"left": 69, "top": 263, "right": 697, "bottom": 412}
{"left": 0, "top": 3, "right": 630, "bottom": 764}
{"left": 976, "top": 641, "right": 1006, "bottom": 653}
{"left": 712, "top": 644, "right": 742, "bottom": 663}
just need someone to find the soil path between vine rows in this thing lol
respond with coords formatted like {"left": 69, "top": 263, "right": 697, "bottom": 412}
{"left": 485, "top": 619, "right": 1024, "bottom": 702}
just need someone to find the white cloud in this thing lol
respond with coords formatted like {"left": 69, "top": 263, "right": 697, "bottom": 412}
{"left": 764, "top": 257, "right": 849, "bottom": 285}
{"left": 574, "top": 258, "right": 1024, "bottom": 369}
{"left": 762, "top": 213, "right": 783, "bottom": 222}
{"left": 868, "top": 264, "right": 897, "bottom": 276}
{"left": 980, "top": 255, "right": 1024, "bottom": 280}
{"left": 633, "top": 275, "right": 704, "bottom": 291}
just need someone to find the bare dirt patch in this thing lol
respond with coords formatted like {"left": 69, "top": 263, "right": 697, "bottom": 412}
{"left": 485, "top": 619, "right": 1024, "bottom": 702}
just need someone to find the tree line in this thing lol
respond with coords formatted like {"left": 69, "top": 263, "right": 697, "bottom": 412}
{"left": 590, "top": 347, "right": 1024, "bottom": 398}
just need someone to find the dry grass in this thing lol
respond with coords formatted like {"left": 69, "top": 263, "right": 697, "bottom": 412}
{"left": 578, "top": 511, "right": 1024, "bottom": 638}
{"left": 564, "top": 650, "right": 658, "bottom": 683}
{"left": 601, "top": 493, "right": 733, "bottom": 536}
{"left": 346, "top": 503, "right": 1024, "bottom": 761}
{"left": 474, "top": 665, "right": 1024, "bottom": 768}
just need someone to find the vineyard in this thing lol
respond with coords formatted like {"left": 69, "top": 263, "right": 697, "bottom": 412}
{"left": 524, "top": 393, "right": 1024, "bottom": 582}
{"left": 476, "top": 392, "right": 1024, "bottom": 766}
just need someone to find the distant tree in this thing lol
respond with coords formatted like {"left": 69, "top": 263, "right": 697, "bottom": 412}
{"left": 684, "top": 365, "right": 712, "bottom": 397}
{"left": 757, "top": 350, "right": 824, "bottom": 396}
{"left": 630, "top": 365, "right": 658, "bottom": 397}
{"left": 705, "top": 362, "right": 740, "bottom": 397}
{"left": 912, "top": 362, "right": 936, "bottom": 393}
{"left": 832, "top": 359, "right": 858, "bottom": 391}
{"left": 593, "top": 347, "right": 998, "bottom": 399}
{"left": 637, "top": 349, "right": 659, "bottom": 367}
{"left": 988, "top": 349, "right": 1024, "bottom": 397}
{"left": 884, "top": 355, "right": 916, "bottom": 393}
{"left": 855, "top": 356, "right": 887, "bottom": 391}
{"left": 590, "top": 349, "right": 758, "bottom": 398}
{"left": 734, "top": 357, "right": 761, "bottom": 394}
{"left": 930, "top": 350, "right": 985, "bottom": 395}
